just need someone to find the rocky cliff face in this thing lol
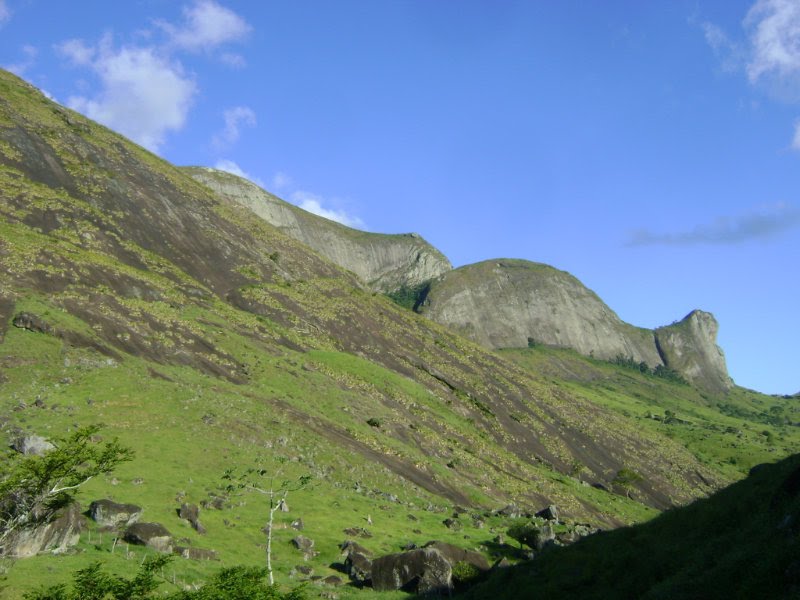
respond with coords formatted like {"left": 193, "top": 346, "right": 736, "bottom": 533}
{"left": 184, "top": 167, "right": 451, "bottom": 293}
{"left": 655, "top": 310, "right": 733, "bottom": 393}
{"left": 419, "top": 260, "right": 732, "bottom": 392}
{"left": 418, "top": 260, "right": 662, "bottom": 365}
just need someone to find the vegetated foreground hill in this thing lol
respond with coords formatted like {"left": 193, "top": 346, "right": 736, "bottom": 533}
{"left": 418, "top": 259, "right": 733, "bottom": 393}
{"left": 183, "top": 166, "right": 451, "bottom": 294}
{"left": 0, "top": 68, "right": 798, "bottom": 597}
{"left": 463, "top": 452, "right": 800, "bottom": 600}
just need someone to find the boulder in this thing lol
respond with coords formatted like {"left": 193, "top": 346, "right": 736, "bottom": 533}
{"left": 5, "top": 502, "right": 83, "bottom": 558}
{"left": 291, "top": 535, "right": 315, "bottom": 552}
{"left": 535, "top": 504, "right": 559, "bottom": 522}
{"left": 12, "top": 312, "right": 54, "bottom": 335}
{"left": 533, "top": 523, "right": 556, "bottom": 551}
{"left": 11, "top": 434, "right": 54, "bottom": 456}
{"left": 174, "top": 546, "right": 218, "bottom": 560}
{"left": 178, "top": 502, "right": 205, "bottom": 533}
{"left": 340, "top": 539, "right": 372, "bottom": 558}
{"left": 124, "top": 522, "right": 173, "bottom": 553}
{"left": 371, "top": 547, "right": 452, "bottom": 594}
{"left": 423, "top": 541, "right": 490, "bottom": 572}
{"left": 345, "top": 550, "right": 373, "bottom": 586}
{"left": 89, "top": 499, "right": 142, "bottom": 529}
{"left": 495, "top": 504, "right": 523, "bottom": 519}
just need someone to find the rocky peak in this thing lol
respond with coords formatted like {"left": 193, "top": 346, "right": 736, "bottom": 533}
{"left": 419, "top": 260, "right": 733, "bottom": 393}
{"left": 654, "top": 310, "right": 733, "bottom": 393}
{"left": 418, "top": 259, "right": 662, "bottom": 366}
{"left": 184, "top": 167, "right": 451, "bottom": 293}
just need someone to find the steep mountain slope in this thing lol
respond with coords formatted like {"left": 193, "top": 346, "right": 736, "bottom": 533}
{"left": 183, "top": 167, "right": 451, "bottom": 294}
{"left": 0, "top": 69, "right": 788, "bottom": 596}
{"left": 0, "top": 68, "right": 723, "bottom": 514}
{"left": 418, "top": 259, "right": 732, "bottom": 393}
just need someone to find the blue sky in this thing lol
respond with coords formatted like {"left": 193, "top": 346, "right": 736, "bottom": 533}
{"left": 1, "top": 0, "right": 799, "bottom": 395}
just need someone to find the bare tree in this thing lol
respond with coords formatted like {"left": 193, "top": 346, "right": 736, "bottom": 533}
{"left": 222, "top": 459, "right": 311, "bottom": 585}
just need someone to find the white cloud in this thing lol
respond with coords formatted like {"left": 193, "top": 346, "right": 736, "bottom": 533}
{"left": 219, "top": 52, "right": 246, "bottom": 68}
{"left": 160, "top": 0, "right": 251, "bottom": 53}
{"left": 0, "top": 0, "right": 10, "bottom": 27}
{"left": 57, "top": 39, "right": 96, "bottom": 66}
{"left": 701, "top": 22, "right": 743, "bottom": 72}
{"left": 62, "top": 37, "right": 196, "bottom": 153}
{"left": 271, "top": 172, "right": 292, "bottom": 190}
{"left": 4, "top": 45, "right": 37, "bottom": 75}
{"left": 290, "top": 190, "right": 365, "bottom": 228}
{"left": 745, "top": 0, "right": 800, "bottom": 84}
{"left": 212, "top": 105, "right": 256, "bottom": 149}
{"left": 214, "top": 159, "right": 264, "bottom": 186}
{"left": 703, "top": 2, "right": 800, "bottom": 150}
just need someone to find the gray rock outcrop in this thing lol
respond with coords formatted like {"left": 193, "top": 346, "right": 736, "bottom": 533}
{"left": 124, "top": 522, "right": 173, "bottom": 553}
{"left": 419, "top": 260, "right": 662, "bottom": 365}
{"left": 11, "top": 434, "right": 54, "bottom": 456}
{"left": 655, "top": 310, "right": 733, "bottom": 393}
{"left": 184, "top": 167, "right": 451, "bottom": 293}
{"left": 89, "top": 499, "right": 142, "bottom": 529}
{"left": 371, "top": 547, "right": 452, "bottom": 594}
{"left": 419, "top": 259, "right": 732, "bottom": 391}
{"left": 5, "top": 502, "right": 83, "bottom": 558}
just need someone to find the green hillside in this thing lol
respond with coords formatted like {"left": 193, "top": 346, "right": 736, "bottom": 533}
{"left": 1, "top": 67, "right": 798, "bottom": 598}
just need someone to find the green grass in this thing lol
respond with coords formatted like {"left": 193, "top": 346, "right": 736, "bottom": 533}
{"left": 502, "top": 345, "right": 800, "bottom": 480}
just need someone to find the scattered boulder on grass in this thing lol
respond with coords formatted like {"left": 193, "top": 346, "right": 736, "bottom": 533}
{"left": 124, "top": 522, "right": 173, "bottom": 553}
{"left": 12, "top": 313, "right": 54, "bottom": 335}
{"left": 443, "top": 517, "right": 462, "bottom": 531}
{"left": 11, "top": 434, "right": 54, "bottom": 456}
{"left": 535, "top": 504, "right": 559, "bottom": 522}
{"left": 343, "top": 526, "right": 372, "bottom": 538}
{"left": 495, "top": 504, "right": 524, "bottom": 519}
{"left": 5, "top": 502, "right": 83, "bottom": 558}
{"left": 341, "top": 541, "right": 373, "bottom": 586}
{"left": 423, "top": 541, "right": 490, "bottom": 572}
{"left": 291, "top": 535, "right": 317, "bottom": 560}
{"left": 371, "top": 547, "right": 452, "bottom": 594}
{"left": 174, "top": 546, "right": 218, "bottom": 560}
{"left": 178, "top": 502, "right": 206, "bottom": 534}
{"left": 88, "top": 499, "right": 142, "bottom": 529}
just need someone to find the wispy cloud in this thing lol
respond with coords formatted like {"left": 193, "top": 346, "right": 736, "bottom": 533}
{"left": 59, "top": 35, "right": 196, "bottom": 153}
{"left": 745, "top": 0, "right": 800, "bottom": 89}
{"left": 55, "top": 1, "right": 252, "bottom": 154}
{"left": 214, "top": 159, "right": 264, "bottom": 187}
{"left": 627, "top": 203, "right": 800, "bottom": 246}
{"left": 271, "top": 172, "right": 292, "bottom": 190}
{"left": 157, "top": 0, "right": 251, "bottom": 55}
{"left": 212, "top": 106, "right": 256, "bottom": 150}
{"left": 702, "top": 1, "right": 800, "bottom": 147}
{"left": 4, "top": 45, "right": 37, "bottom": 76}
{"left": 0, "top": 1, "right": 10, "bottom": 27}
{"left": 290, "top": 190, "right": 365, "bottom": 228}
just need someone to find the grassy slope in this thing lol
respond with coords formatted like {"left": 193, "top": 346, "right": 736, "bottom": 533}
{"left": 1, "top": 68, "right": 798, "bottom": 598}
{"left": 501, "top": 345, "right": 800, "bottom": 480}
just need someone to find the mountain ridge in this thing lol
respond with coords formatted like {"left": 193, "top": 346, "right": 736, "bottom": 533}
{"left": 178, "top": 167, "right": 732, "bottom": 394}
